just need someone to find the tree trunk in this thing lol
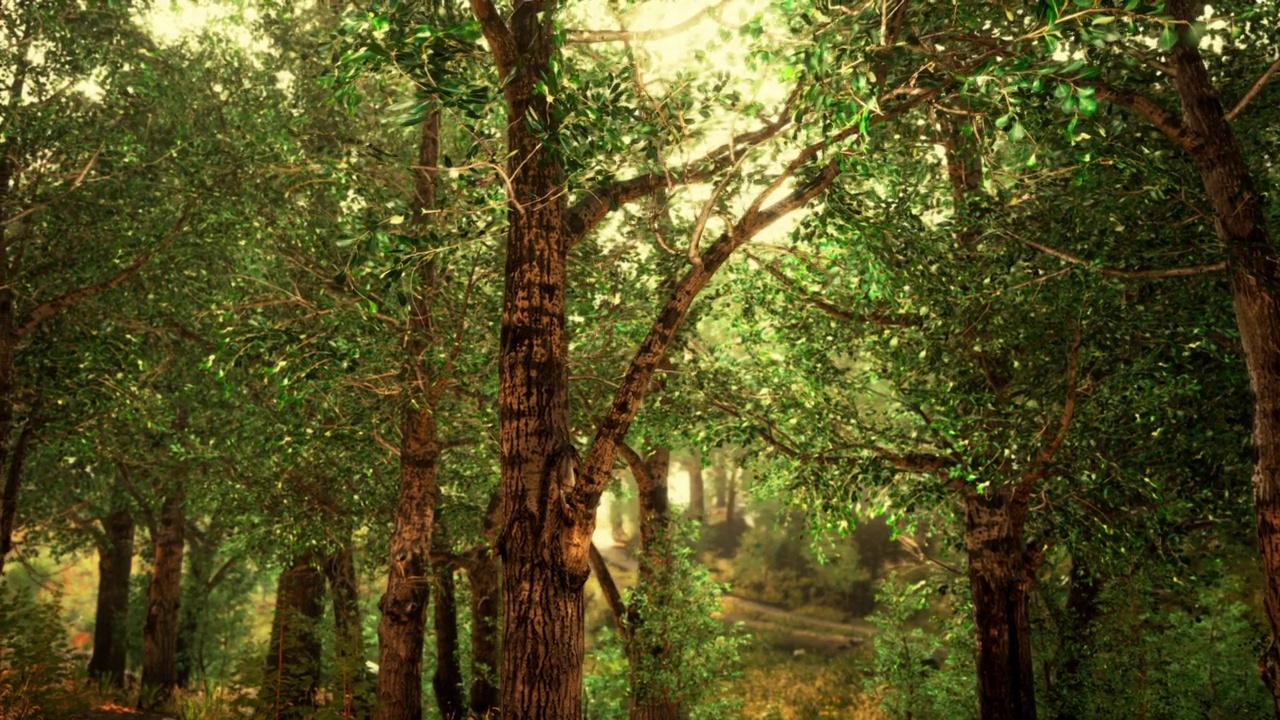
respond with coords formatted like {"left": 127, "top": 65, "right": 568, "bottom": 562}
{"left": 432, "top": 535, "right": 465, "bottom": 720}
{"left": 488, "top": 9, "right": 585, "bottom": 715}
{"left": 139, "top": 492, "right": 185, "bottom": 710}
{"left": 0, "top": 420, "right": 35, "bottom": 573}
{"left": 177, "top": 523, "right": 220, "bottom": 687}
{"left": 88, "top": 508, "right": 134, "bottom": 688}
{"left": 1053, "top": 557, "right": 1103, "bottom": 720}
{"left": 724, "top": 470, "right": 736, "bottom": 528}
{"left": 686, "top": 451, "right": 704, "bottom": 522}
{"left": 374, "top": 104, "right": 443, "bottom": 720}
{"left": 965, "top": 490, "right": 1038, "bottom": 720}
{"left": 627, "top": 447, "right": 685, "bottom": 720}
{"left": 324, "top": 543, "right": 369, "bottom": 718}
{"left": 468, "top": 545, "right": 501, "bottom": 719}
{"left": 712, "top": 457, "right": 727, "bottom": 509}
{"left": 1162, "top": 5, "right": 1280, "bottom": 712}
{"left": 263, "top": 554, "right": 326, "bottom": 718}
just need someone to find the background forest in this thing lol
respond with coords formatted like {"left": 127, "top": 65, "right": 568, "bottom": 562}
{"left": 1, "top": 0, "right": 1279, "bottom": 719}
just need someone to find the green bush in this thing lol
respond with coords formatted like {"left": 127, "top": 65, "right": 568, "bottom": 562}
{"left": 0, "top": 579, "right": 85, "bottom": 720}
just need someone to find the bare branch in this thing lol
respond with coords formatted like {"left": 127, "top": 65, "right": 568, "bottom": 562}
{"left": 1011, "top": 232, "right": 1226, "bottom": 279}
{"left": 588, "top": 543, "right": 631, "bottom": 642}
{"left": 1226, "top": 57, "right": 1280, "bottom": 122}
{"left": 16, "top": 200, "right": 194, "bottom": 339}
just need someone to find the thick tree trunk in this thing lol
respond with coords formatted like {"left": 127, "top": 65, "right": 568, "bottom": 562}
{"left": 88, "top": 508, "right": 134, "bottom": 687}
{"left": 263, "top": 554, "right": 326, "bottom": 718}
{"left": 432, "top": 536, "right": 465, "bottom": 720}
{"left": 965, "top": 491, "right": 1038, "bottom": 720}
{"left": 1162, "top": 5, "right": 1280, "bottom": 711}
{"left": 468, "top": 545, "right": 501, "bottom": 719}
{"left": 686, "top": 451, "right": 704, "bottom": 522}
{"left": 139, "top": 492, "right": 185, "bottom": 710}
{"left": 324, "top": 543, "right": 369, "bottom": 718}
{"left": 488, "top": 9, "right": 585, "bottom": 715}
{"left": 374, "top": 105, "right": 443, "bottom": 720}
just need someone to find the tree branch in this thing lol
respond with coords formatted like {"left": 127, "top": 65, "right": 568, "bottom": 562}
{"left": 588, "top": 543, "right": 631, "bottom": 642}
{"left": 1011, "top": 232, "right": 1226, "bottom": 279}
{"left": 16, "top": 201, "right": 193, "bottom": 339}
{"left": 1084, "top": 80, "right": 1202, "bottom": 154}
{"left": 469, "top": 0, "right": 518, "bottom": 79}
{"left": 1226, "top": 56, "right": 1280, "bottom": 122}
{"left": 564, "top": 84, "right": 801, "bottom": 243}
{"left": 1015, "top": 328, "right": 1082, "bottom": 502}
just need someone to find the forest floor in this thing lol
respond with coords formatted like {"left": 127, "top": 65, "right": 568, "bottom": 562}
{"left": 595, "top": 544, "right": 876, "bottom": 654}
{"left": 74, "top": 704, "right": 175, "bottom": 720}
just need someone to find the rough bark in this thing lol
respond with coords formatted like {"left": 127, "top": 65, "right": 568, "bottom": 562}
{"left": 467, "top": 547, "right": 502, "bottom": 719}
{"left": 432, "top": 529, "right": 465, "bottom": 720}
{"left": 965, "top": 490, "right": 1040, "bottom": 720}
{"left": 324, "top": 543, "right": 370, "bottom": 718}
{"left": 686, "top": 451, "right": 704, "bottom": 522}
{"left": 1159, "top": 4, "right": 1280, "bottom": 711}
{"left": 139, "top": 492, "right": 185, "bottom": 710}
{"left": 88, "top": 508, "right": 134, "bottom": 687}
{"left": 263, "top": 554, "right": 326, "bottom": 718}
{"left": 374, "top": 105, "right": 443, "bottom": 720}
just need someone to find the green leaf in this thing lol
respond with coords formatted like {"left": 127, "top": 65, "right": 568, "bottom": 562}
{"left": 1158, "top": 26, "right": 1178, "bottom": 51}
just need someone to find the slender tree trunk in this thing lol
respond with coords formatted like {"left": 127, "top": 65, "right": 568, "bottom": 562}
{"left": 627, "top": 447, "right": 685, "bottom": 720}
{"left": 324, "top": 543, "right": 369, "bottom": 718}
{"left": 88, "top": 508, "right": 134, "bottom": 688}
{"left": 177, "top": 524, "right": 219, "bottom": 687}
{"left": 432, "top": 530, "right": 465, "bottom": 720}
{"left": 263, "top": 554, "right": 326, "bottom": 718}
{"left": 374, "top": 106, "right": 443, "bottom": 720}
{"left": 468, "top": 545, "right": 501, "bottom": 719}
{"left": 0, "top": 419, "right": 34, "bottom": 572}
{"left": 724, "top": 470, "right": 737, "bottom": 528}
{"left": 139, "top": 492, "right": 185, "bottom": 710}
{"left": 712, "top": 463, "right": 726, "bottom": 509}
{"left": 965, "top": 491, "right": 1038, "bottom": 720}
{"left": 1162, "top": 5, "right": 1280, "bottom": 711}
{"left": 686, "top": 451, "right": 704, "bottom": 522}
{"left": 1054, "top": 557, "right": 1103, "bottom": 720}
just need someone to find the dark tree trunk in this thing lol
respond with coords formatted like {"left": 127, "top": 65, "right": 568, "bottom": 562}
{"left": 1053, "top": 557, "right": 1103, "bottom": 720}
{"left": 0, "top": 420, "right": 35, "bottom": 572}
{"left": 263, "top": 554, "right": 326, "bottom": 718}
{"left": 139, "top": 492, "right": 185, "bottom": 710}
{"left": 374, "top": 106, "right": 443, "bottom": 720}
{"left": 432, "top": 532, "right": 465, "bottom": 720}
{"left": 176, "top": 522, "right": 221, "bottom": 687}
{"left": 88, "top": 508, "right": 134, "bottom": 687}
{"left": 468, "top": 544, "right": 501, "bottom": 719}
{"left": 324, "top": 543, "right": 369, "bottom": 718}
{"left": 686, "top": 451, "right": 704, "bottom": 522}
{"left": 1162, "top": 4, "right": 1280, "bottom": 712}
{"left": 724, "top": 470, "right": 737, "bottom": 528}
{"left": 965, "top": 490, "right": 1039, "bottom": 720}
